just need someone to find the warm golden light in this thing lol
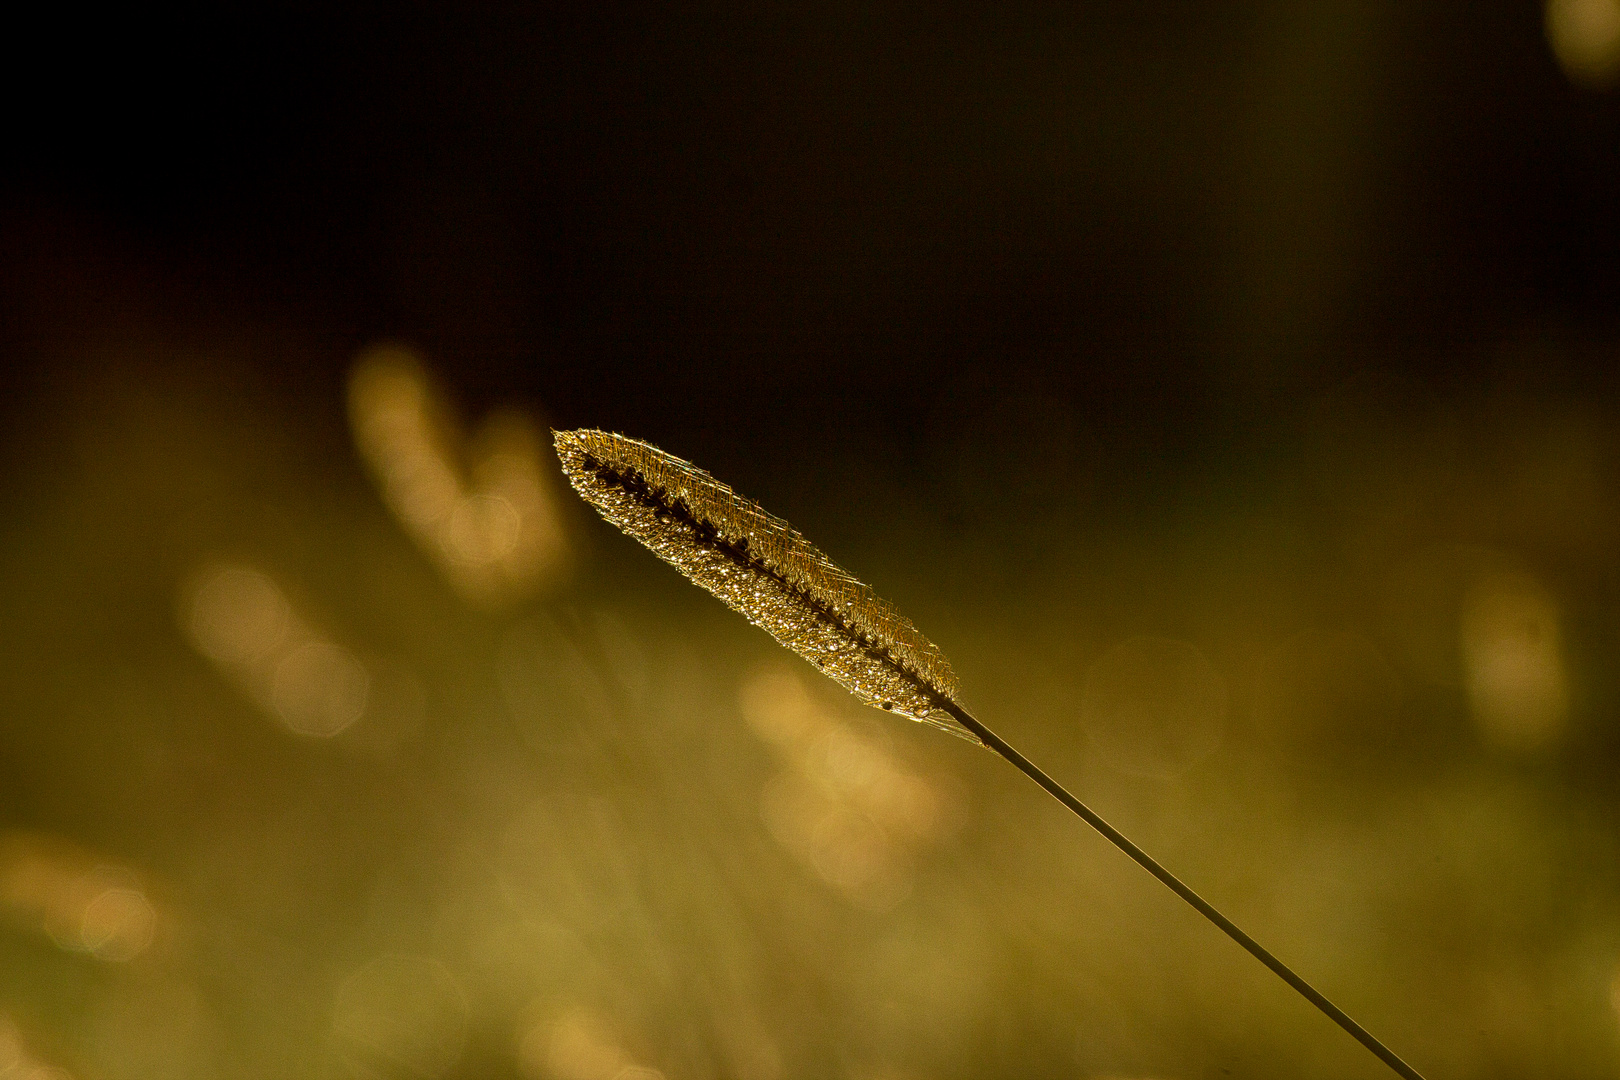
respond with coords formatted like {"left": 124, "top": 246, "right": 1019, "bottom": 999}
{"left": 183, "top": 561, "right": 371, "bottom": 737}
{"left": 0, "top": 1015, "right": 73, "bottom": 1080}
{"left": 187, "top": 565, "right": 290, "bottom": 666}
{"left": 271, "top": 641, "right": 370, "bottom": 737}
{"left": 739, "top": 664, "right": 959, "bottom": 910}
{"left": 0, "top": 833, "right": 157, "bottom": 963}
{"left": 1548, "top": 0, "right": 1620, "bottom": 86}
{"left": 77, "top": 886, "right": 157, "bottom": 962}
{"left": 331, "top": 954, "right": 469, "bottom": 1079}
{"left": 519, "top": 1007, "right": 665, "bottom": 1080}
{"left": 0, "top": 1019, "right": 19, "bottom": 1075}
{"left": 349, "top": 344, "right": 570, "bottom": 605}
{"left": 1461, "top": 570, "right": 1568, "bottom": 750}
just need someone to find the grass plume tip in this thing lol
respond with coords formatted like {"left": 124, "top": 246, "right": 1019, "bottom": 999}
{"left": 554, "top": 428, "right": 971, "bottom": 739}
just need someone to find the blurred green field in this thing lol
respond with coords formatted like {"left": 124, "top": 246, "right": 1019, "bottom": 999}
{"left": 0, "top": 336, "right": 1616, "bottom": 1080}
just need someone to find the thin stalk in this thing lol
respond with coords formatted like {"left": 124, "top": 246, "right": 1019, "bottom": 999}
{"left": 939, "top": 699, "right": 1426, "bottom": 1080}
{"left": 554, "top": 429, "right": 1428, "bottom": 1077}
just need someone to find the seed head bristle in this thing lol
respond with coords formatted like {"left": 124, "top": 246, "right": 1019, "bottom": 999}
{"left": 552, "top": 432, "right": 1430, "bottom": 1080}
{"left": 554, "top": 429, "right": 972, "bottom": 740}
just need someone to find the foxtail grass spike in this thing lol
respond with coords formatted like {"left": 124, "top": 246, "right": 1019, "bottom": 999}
{"left": 553, "top": 428, "right": 1427, "bottom": 1080}
{"left": 554, "top": 428, "right": 968, "bottom": 737}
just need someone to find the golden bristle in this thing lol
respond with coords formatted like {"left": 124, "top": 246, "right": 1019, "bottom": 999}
{"left": 553, "top": 429, "right": 971, "bottom": 740}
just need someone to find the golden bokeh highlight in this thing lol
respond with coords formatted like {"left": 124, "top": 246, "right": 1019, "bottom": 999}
{"left": 1547, "top": 0, "right": 1620, "bottom": 86}
{"left": 183, "top": 562, "right": 370, "bottom": 737}
{"left": 331, "top": 954, "right": 469, "bottom": 1079}
{"left": 0, "top": 1015, "right": 74, "bottom": 1080}
{"left": 78, "top": 888, "right": 158, "bottom": 963}
{"left": 1461, "top": 570, "right": 1568, "bottom": 750}
{"left": 518, "top": 1006, "right": 666, "bottom": 1080}
{"left": 0, "top": 833, "right": 157, "bottom": 963}
{"left": 349, "top": 344, "right": 571, "bottom": 606}
{"left": 740, "top": 664, "right": 960, "bottom": 910}
{"left": 0, "top": 1019, "right": 19, "bottom": 1075}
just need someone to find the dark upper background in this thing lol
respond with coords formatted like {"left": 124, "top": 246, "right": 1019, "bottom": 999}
{"left": 5, "top": 2, "right": 1617, "bottom": 481}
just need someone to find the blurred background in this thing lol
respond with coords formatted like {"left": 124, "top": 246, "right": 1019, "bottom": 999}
{"left": 2, "top": 2, "right": 1620, "bottom": 1077}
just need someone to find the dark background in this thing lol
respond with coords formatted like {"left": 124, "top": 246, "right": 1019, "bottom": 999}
{"left": 9, "top": 4, "right": 1618, "bottom": 454}
{"left": 2, "top": 3, "right": 1619, "bottom": 1079}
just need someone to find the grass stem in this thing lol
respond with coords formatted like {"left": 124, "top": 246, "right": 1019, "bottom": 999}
{"left": 939, "top": 700, "right": 1427, "bottom": 1080}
